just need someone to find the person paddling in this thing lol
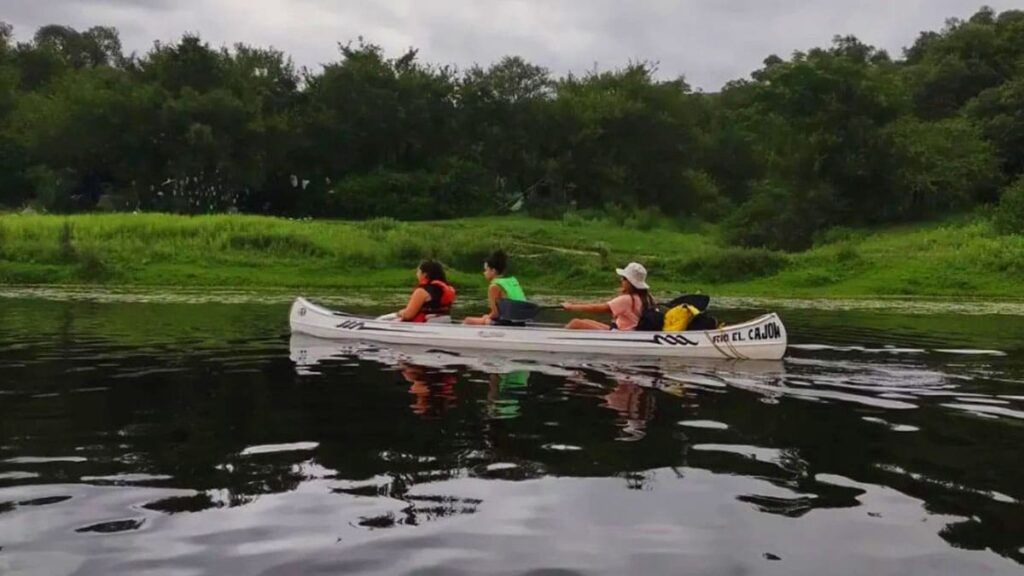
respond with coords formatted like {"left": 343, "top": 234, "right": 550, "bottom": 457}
{"left": 391, "top": 260, "right": 456, "bottom": 322}
{"left": 562, "top": 262, "right": 654, "bottom": 331}
{"left": 463, "top": 249, "right": 527, "bottom": 325}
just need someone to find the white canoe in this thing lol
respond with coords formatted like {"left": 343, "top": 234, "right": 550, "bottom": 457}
{"left": 289, "top": 297, "right": 788, "bottom": 360}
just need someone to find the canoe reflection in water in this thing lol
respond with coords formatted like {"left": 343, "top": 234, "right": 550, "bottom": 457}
{"left": 289, "top": 333, "right": 784, "bottom": 426}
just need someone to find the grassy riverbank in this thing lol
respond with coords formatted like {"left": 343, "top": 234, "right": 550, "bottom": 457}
{"left": 1, "top": 213, "right": 1022, "bottom": 299}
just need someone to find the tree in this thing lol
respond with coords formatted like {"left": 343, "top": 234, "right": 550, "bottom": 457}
{"left": 902, "top": 8, "right": 1024, "bottom": 118}
{"left": 5, "top": 66, "right": 163, "bottom": 209}
{"left": 548, "top": 63, "right": 705, "bottom": 213}
{"left": 456, "top": 56, "right": 553, "bottom": 196}
{"left": 967, "top": 78, "right": 1024, "bottom": 177}
{"left": 33, "top": 25, "right": 124, "bottom": 68}
{"left": 885, "top": 117, "right": 1001, "bottom": 218}
{"left": 142, "top": 35, "right": 226, "bottom": 94}
{"left": 735, "top": 36, "right": 909, "bottom": 224}
{"left": 300, "top": 41, "right": 456, "bottom": 177}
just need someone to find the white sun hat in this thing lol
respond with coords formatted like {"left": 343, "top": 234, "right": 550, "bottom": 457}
{"left": 615, "top": 262, "right": 649, "bottom": 290}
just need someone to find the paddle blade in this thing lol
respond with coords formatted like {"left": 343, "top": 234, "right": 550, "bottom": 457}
{"left": 665, "top": 294, "right": 711, "bottom": 312}
{"left": 497, "top": 299, "right": 544, "bottom": 322}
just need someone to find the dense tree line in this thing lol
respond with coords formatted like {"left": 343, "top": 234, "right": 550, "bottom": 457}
{"left": 0, "top": 7, "right": 1022, "bottom": 249}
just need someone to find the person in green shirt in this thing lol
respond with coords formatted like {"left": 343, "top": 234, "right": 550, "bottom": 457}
{"left": 463, "top": 249, "right": 526, "bottom": 325}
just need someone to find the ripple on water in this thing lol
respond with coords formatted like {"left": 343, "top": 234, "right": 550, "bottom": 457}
{"left": 541, "top": 444, "right": 583, "bottom": 452}
{"left": 0, "top": 471, "right": 40, "bottom": 481}
{"left": 240, "top": 442, "right": 319, "bottom": 456}
{"left": 692, "top": 443, "right": 787, "bottom": 464}
{"left": 934, "top": 349, "right": 1008, "bottom": 357}
{"left": 861, "top": 417, "right": 920, "bottom": 432}
{"left": 677, "top": 420, "right": 730, "bottom": 430}
{"left": 942, "top": 403, "right": 1024, "bottom": 421}
{"left": 80, "top": 474, "right": 174, "bottom": 485}
{"left": 485, "top": 463, "right": 518, "bottom": 471}
{"left": 75, "top": 518, "right": 146, "bottom": 534}
{"left": 3, "top": 456, "right": 88, "bottom": 464}
{"left": 17, "top": 495, "right": 73, "bottom": 506}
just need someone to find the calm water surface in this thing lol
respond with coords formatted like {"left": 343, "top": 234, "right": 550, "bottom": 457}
{"left": 1, "top": 298, "right": 1023, "bottom": 575}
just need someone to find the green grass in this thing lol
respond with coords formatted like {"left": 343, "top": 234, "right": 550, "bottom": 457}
{"left": 1, "top": 212, "right": 1022, "bottom": 299}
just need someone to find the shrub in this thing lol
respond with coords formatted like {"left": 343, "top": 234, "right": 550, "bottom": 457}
{"left": 675, "top": 247, "right": 789, "bottom": 283}
{"left": 386, "top": 230, "right": 453, "bottom": 266}
{"left": 623, "top": 207, "right": 661, "bottom": 231}
{"left": 75, "top": 249, "right": 109, "bottom": 281}
{"left": 58, "top": 220, "right": 75, "bottom": 262}
{"left": 225, "top": 232, "right": 330, "bottom": 257}
{"left": 449, "top": 240, "right": 500, "bottom": 272}
{"left": 723, "top": 181, "right": 837, "bottom": 251}
{"left": 816, "top": 226, "right": 861, "bottom": 245}
{"left": 388, "top": 231, "right": 433, "bottom": 265}
{"left": 360, "top": 217, "right": 401, "bottom": 237}
{"left": 28, "top": 166, "right": 74, "bottom": 212}
{"left": 682, "top": 169, "right": 732, "bottom": 221}
{"left": 307, "top": 163, "right": 496, "bottom": 220}
{"left": 995, "top": 177, "right": 1024, "bottom": 235}
{"left": 834, "top": 243, "right": 861, "bottom": 264}
{"left": 561, "top": 211, "right": 587, "bottom": 227}
{"left": 593, "top": 241, "right": 610, "bottom": 266}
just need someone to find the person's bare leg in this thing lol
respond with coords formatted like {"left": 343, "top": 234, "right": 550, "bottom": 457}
{"left": 565, "top": 318, "right": 611, "bottom": 330}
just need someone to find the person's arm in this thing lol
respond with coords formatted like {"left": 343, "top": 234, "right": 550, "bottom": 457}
{"left": 562, "top": 301, "right": 612, "bottom": 313}
{"left": 486, "top": 284, "right": 503, "bottom": 317}
{"left": 397, "top": 288, "right": 431, "bottom": 321}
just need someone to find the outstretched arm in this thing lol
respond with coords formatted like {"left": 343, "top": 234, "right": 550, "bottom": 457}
{"left": 562, "top": 302, "right": 612, "bottom": 314}
{"left": 397, "top": 288, "right": 431, "bottom": 321}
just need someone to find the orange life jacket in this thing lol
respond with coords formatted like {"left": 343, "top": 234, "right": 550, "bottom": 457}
{"left": 412, "top": 280, "right": 456, "bottom": 322}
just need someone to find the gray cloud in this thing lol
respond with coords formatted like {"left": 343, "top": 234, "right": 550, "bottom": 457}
{"left": 2, "top": 0, "right": 1014, "bottom": 89}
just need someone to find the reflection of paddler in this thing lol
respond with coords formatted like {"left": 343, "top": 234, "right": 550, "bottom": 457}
{"left": 400, "top": 363, "right": 457, "bottom": 418}
{"left": 487, "top": 371, "right": 530, "bottom": 419}
{"left": 602, "top": 381, "right": 655, "bottom": 441}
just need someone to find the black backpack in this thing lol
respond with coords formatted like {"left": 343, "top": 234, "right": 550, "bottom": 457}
{"left": 686, "top": 313, "right": 719, "bottom": 331}
{"left": 636, "top": 305, "right": 665, "bottom": 332}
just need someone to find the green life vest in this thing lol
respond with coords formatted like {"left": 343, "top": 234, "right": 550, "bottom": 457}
{"left": 492, "top": 276, "right": 526, "bottom": 302}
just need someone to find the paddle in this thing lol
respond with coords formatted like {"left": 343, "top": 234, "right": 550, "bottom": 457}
{"left": 496, "top": 299, "right": 561, "bottom": 323}
{"left": 497, "top": 294, "right": 710, "bottom": 323}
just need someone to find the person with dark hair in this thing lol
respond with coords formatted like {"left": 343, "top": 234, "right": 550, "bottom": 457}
{"left": 463, "top": 249, "right": 527, "bottom": 325}
{"left": 390, "top": 260, "right": 457, "bottom": 322}
{"left": 562, "top": 262, "right": 654, "bottom": 331}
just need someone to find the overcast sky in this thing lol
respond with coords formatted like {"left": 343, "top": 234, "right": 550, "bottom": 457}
{"left": 1, "top": 0, "right": 1013, "bottom": 90}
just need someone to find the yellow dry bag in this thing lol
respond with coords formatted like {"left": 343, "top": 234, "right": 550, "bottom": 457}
{"left": 663, "top": 304, "right": 701, "bottom": 332}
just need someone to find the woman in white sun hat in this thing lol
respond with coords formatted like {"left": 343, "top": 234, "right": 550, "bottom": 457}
{"left": 562, "top": 262, "right": 655, "bottom": 331}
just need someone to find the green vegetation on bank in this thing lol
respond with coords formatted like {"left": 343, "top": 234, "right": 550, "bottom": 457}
{"left": 2, "top": 213, "right": 1022, "bottom": 299}
{"left": 0, "top": 8, "right": 1023, "bottom": 253}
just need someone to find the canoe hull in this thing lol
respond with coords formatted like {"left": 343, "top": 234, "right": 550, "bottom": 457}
{"left": 289, "top": 297, "right": 787, "bottom": 360}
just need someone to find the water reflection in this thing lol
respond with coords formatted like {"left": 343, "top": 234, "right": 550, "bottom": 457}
{"left": 2, "top": 300, "right": 1024, "bottom": 574}
{"left": 601, "top": 381, "right": 655, "bottom": 441}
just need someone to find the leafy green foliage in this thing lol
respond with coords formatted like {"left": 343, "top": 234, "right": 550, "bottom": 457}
{"left": 0, "top": 7, "right": 1023, "bottom": 253}
{"left": 884, "top": 117, "right": 1001, "bottom": 217}
{"left": 995, "top": 177, "right": 1024, "bottom": 235}
{"left": 722, "top": 181, "right": 837, "bottom": 251}
{"left": 966, "top": 77, "right": 1024, "bottom": 177}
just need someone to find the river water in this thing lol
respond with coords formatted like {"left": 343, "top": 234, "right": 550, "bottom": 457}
{"left": 1, "top": 297, "right": 1023, "bottom": 575}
